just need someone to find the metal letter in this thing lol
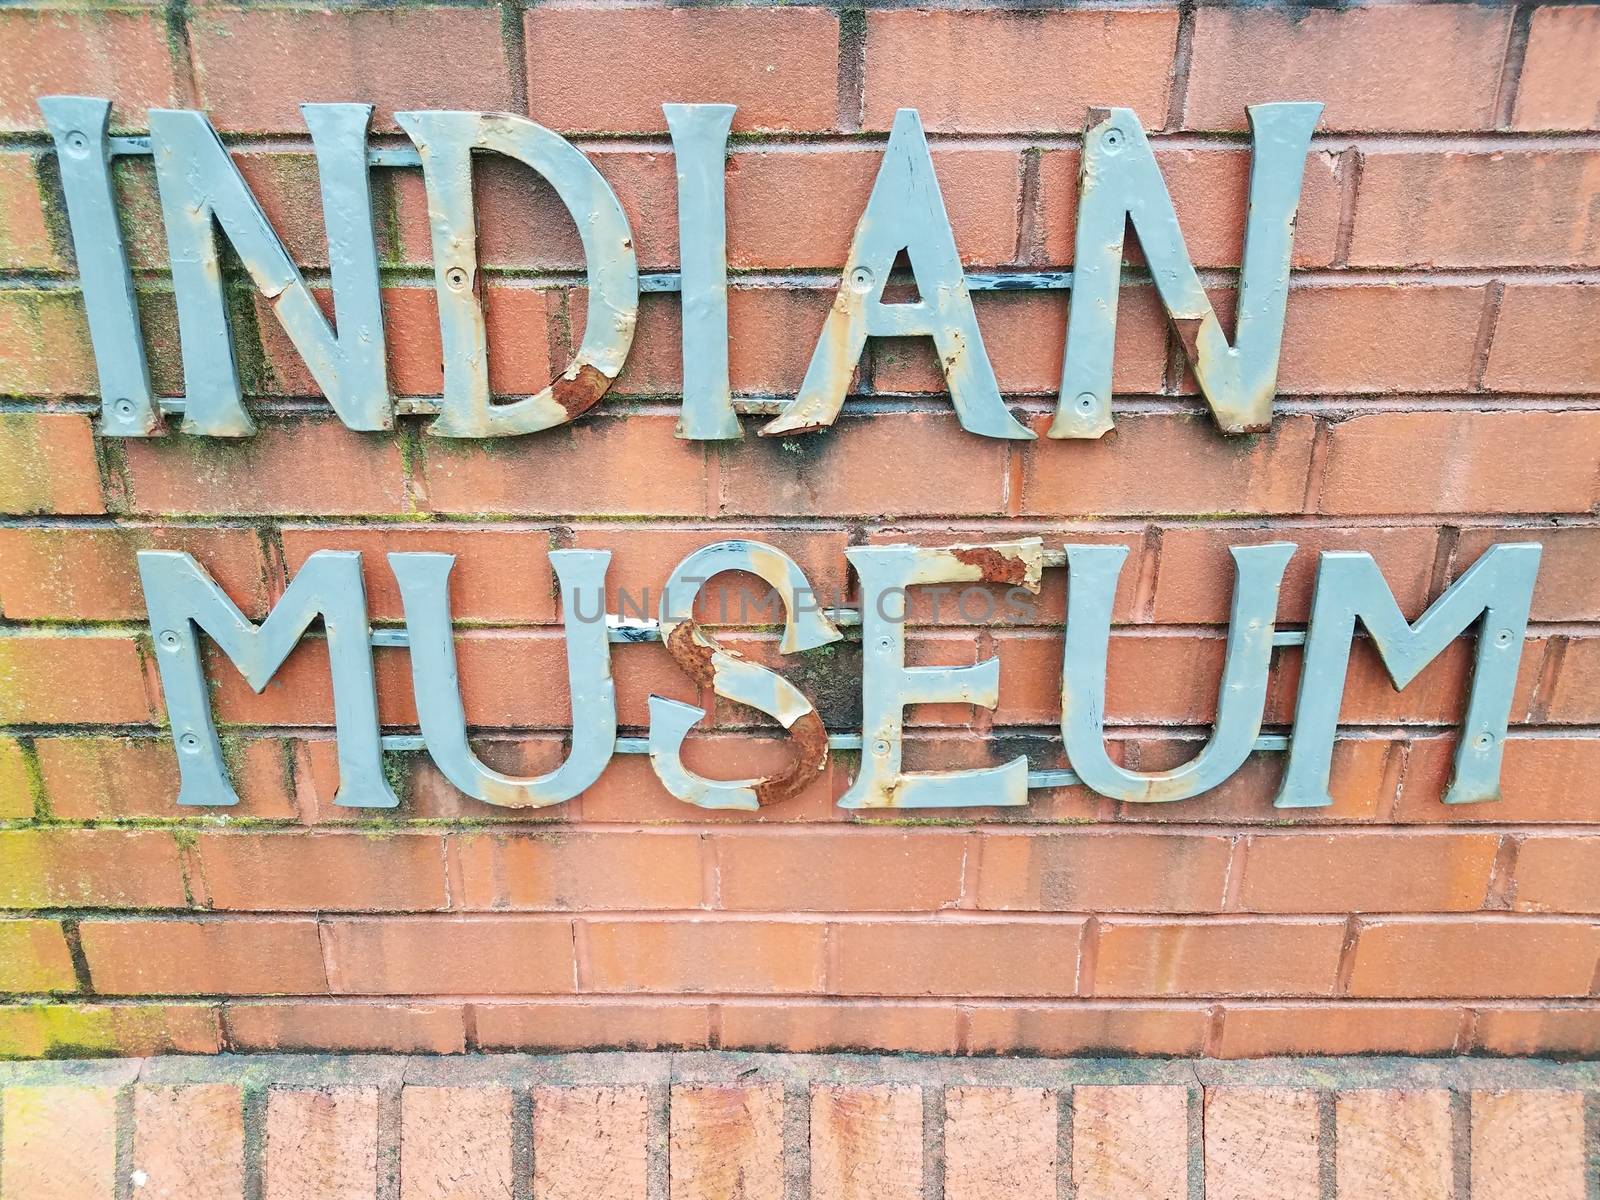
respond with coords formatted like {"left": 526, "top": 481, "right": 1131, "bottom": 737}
{"left": 138, "top": 550, "right": 395, "bottom": 808}
{"left": 395, "top": 111, "right": 639, "bottom": 437}
{"left": 1276, "top": 543, "right": 1542, "bottom": 808}
{"left": 840, "top": 540, "right": 1044, "bottom": 808}
{"left": 762, "top": 109, "right": 1033, "bottom": 441}
{"left": 389, "top": 550, "right": 616, "bottom": 808}
{"left": 666, "top": 103, "right": 740, "bottom": 441}
{"left": 648, "top": 541, "right": 842, "bottom": 810}
{"left": 148, "top": 105, "right": 390, "bottom": 437}
{"left": 39, "top": 96, "right": 160, "bottom": 437}
{"left": 1061, "top": 542, "right": 1294, "bottom": 802}
{"left": 1051, "top": 103, "right": 1323, "bottom": 439}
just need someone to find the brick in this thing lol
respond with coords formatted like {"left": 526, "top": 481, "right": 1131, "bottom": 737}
{"left": 0, "top": 920, "right": 78, "bottom": 993}
{"left": 190, "top": 7, "right": 511, "bottom": 133}
{"left": 1452, "top": 527, "right": 1600, "bottom": 622}
{"left": 0, "top": 634, "right": 151, "bottom": 725}
{"left": 836, "top": 919, "right": 1081, "bottom": 998}
{"left": 0, "top": 9, "right": 182, "bottom": 132}
{"left": 873, "top": 287, "right": 1169, "bottom": 398}
{"left": 264, "top": 1088, "right": 379, "bottom": 1200}
{"left": 967, "top": 1004, "right": 1209, "bottom": 1057}
{"left": 0, "top": 290, "right": 95, "bottom": 395}
{"left": 1336, "top": 1089, "right": 1453, "bottom": 1200}
{"left": 0, "top": 737, "right": 31, "bottom": 820}
{"left": 671, "top": 1085, "right": 783, "bottom": 1200}
{"left": 1204, "top": 1088, "right": 1319, "bottom": 1200}
{"left": 714, "top": 830, "right": 966, "bottom": 912}
{"left": 0, "top": 828, "right": 188, "bottom": 910}
{"left": 1237, "top": 833, "right": 1500, "bottom": 914}
{"left": 1350, "top": 152, "right": 1600, "bottom": 268}
{"left": 864, "top": 10, "right": 1177, "bottom": 134}
{"left": 453, "top": 831, "right": 702, "bottom": 911}
{"left": 1471, "top": 1090, "right": 1586, "bottom": 1200}
{"left": 36, "top": 735, "right": 297, "bottom": 822}
{"left": 121, "top": 419, "right": 408, "bottom": 516}
{"left": 1472, "top": 1008, "right": 1600, "bottom": 1057}
{"left": 1272, "top": 285, "right": 1486, "bottom": 395}
{"left": 281, "top": 525, "right": 557, "bottom": 625}
{"left": 0, "top": 414, "right": 102, "bottom": 515}
{"left": 422, "top": 414, "right": 707, "bottom": 517}
{"left": 527, "top": 8, "right": 836, "bottom": 134}
{"left": 944, "top": 1087, "right": 1055, "bottom": 1200}
{"left": 586, "top": 919, "right": 824, "bottom": 994}
{"left": 534, "top": 1086, "right": 650, "bottom": 1200}
{"left": 1397, "top": 736, "right": 1600, "bottom": 825}
{"left": 719, "top": 1002, "right": 960, "bottom": 1055}
{"left": 1021, "top": 413, "right": 1317, "bottom": 518}
{"left": 1038, "top": 147, "right": 1342, "bottom": 270}
{"left": 726, "top": 148, "right": 1021, "bottom": 270}
{"left": 1094, "top": 920, "right": 1345, "bottom": 997}
{"left": 402, "top": 1086, "right": 514, "bottom": 1200}
{"left": 1072, "top": 1085, "right": 1188, "bottom": 1200}
{"left": 1151, "top": 526, "right": 1437, "bottom": 626}
{"left": 475, "top": 1001, "right": 712, "bottom": 1052}
{"left": 1217, "top": 1006, "right": 1462, "bottom": 1058}
{"left": 1514, "top": 6, "right": 1600, "bottom": 131}
{"left": 227, "top": 1002, "right": 465, "bottom": 1054}
{"left": 198, "top": 832, "right": 448, "bottom": 912}
{"left": 1185, "top": 7, "right": 1510, "bottom": 132}
{"left": 79, "top": 918, "right": 327, "bottom": 996}
{"left": 0, "top": 153, "right": 61, "bottom": 269}
{"left": 0, "top": 1085, "right": 117, "bottom": 1199}
{"left": 133, "top": 1084, "right": 244, "bottom": 1200}
{"left": 720, "top": 412, "right": 1009, "bottom": 519}
{"left": 1318, "top": 411, "right": 1600, "bottom": 516}
{"left": 1513, "top": 837, "right": 1600, "bottom": 914}
{"left": 0, "top": 1002, "right": 221, "bottom": 1059}
{"left": 977, "top": 832, "right": 1231, "bottom": 914}
{"left": 0, "top": 525, "right": 269, "bottom": 621}
{"left": 811, "top": 1086, "right": 922, "bottom": 1200}
{"left": 1484, "top": 284, "right": 1600, "bottom": 394}
{"left": 1347, "top": 919, "right": 1600, "bottom": 998}
{"left": 324, "top": 916, "right": 574, "bottom": 995}
{"left": 1544, "top": 638, "right": 1600, "bottom": 724}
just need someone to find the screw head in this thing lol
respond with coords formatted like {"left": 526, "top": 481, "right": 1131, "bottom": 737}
{"left": 1473, "top": 732, "right": 1495, "bottom": 751}
{"left": 1494, "top": 629, "right": 1513, "bottom": 646}
{"left": 1102, "top": 127, "right": 1125, "bottom": 154}
{"left": 158, "top": 629, "right": 181, "bottom": 649}
{"left": 178, "top": 732, "right": 201, "bottom": 752}
{"left": 1075, "top": 391, "right": 1097, "bottom": 414}
{"left": 111, "top": 398, "right": 136, "bottom": 421}
{"left": 444, "top": 266, "right": 469, "bottom": 291}
{"left": 63, "top": 130, "right": 90, "bottom": 158}
{"left": 849, "top": 266, "right": 874, "bottom": 294}
{"left": 877, "top": 636, "right": 893, "bottom": 651}
{"left": 871, "top": 739, "right": 890, "bottom": 756}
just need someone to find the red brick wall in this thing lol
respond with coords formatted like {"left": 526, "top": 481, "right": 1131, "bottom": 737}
{"left": 1, "top": 1, "right": 1599, "bottom": 1061}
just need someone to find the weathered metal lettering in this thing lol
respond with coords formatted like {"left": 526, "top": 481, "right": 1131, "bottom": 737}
{"left": 134, "top": 539, "right": 1545, "bottom": 815}
{"left": 40, "top": 95, "right": 1330, "bottom": 443}
{"left": 1274, "top": 543, "right": 1541, "bottom": 809}
{"left": 149, "top": 105, "right": 390, "bottom": 437}
{"left": 649, "top": 541, "right": 841, "bottom": 809}
{"left": 1051, "top": 103, "right": 1323, "bottom": 439}
{"left": 396, "top": 109, "right": 639, "bottom": 437}
{"left": 138, "top": 549, "right": 395, "bottom": 809}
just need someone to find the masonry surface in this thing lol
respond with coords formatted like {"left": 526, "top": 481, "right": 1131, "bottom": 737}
{"left": 2, "top": 0, "right": 1600, "bottom": 1073}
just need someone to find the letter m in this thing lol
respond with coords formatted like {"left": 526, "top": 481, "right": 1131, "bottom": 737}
{"left": 1275, "top": 544, "right": 1541, "bottom": 809}
{"left": 138, "top": 550, "right": 396, "bottom": 808}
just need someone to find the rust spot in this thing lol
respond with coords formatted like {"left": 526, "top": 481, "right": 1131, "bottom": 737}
{"left": 665, "top": 620, "right": 716, "bottom": 688}
{"left": 549, "top": 362, "right": 612, "bottom": 421}
{"left": 951, "top": 546, "right": 1030, "bottom": 587}
{"left": 752, "top": 709, "right": 830, "bottom": 807}
{"left": 1171, "top": 315, "right": 1204, "bottom": 367}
